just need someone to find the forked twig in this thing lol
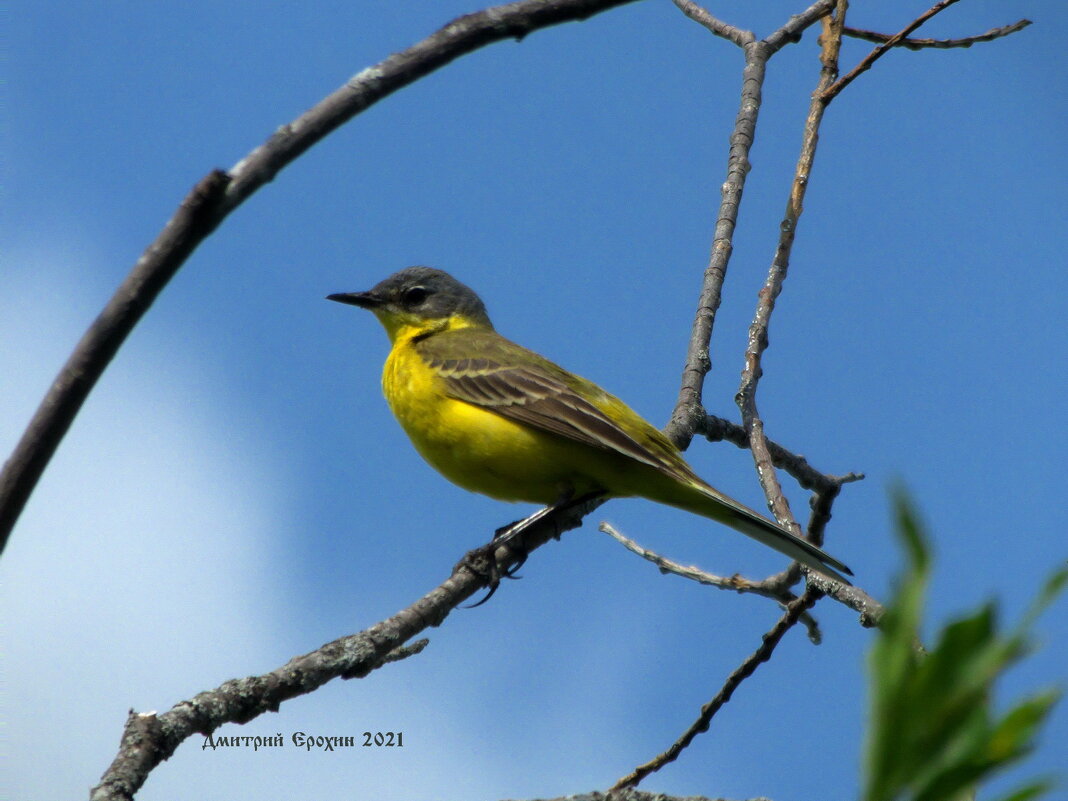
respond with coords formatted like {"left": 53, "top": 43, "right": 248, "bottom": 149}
{"left": 822, "top": 0, "right": 963, "bottom": 103}
{"left": 666, "top": 0, "right": 834, "bottom": 449}
{"left": 668, "top": 0, "right": 883, "bottom": 627}
{"left": 671, "top": 0, "right": 752, "bottom": 47}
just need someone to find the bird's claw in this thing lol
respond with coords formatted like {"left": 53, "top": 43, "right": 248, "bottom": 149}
{"left": 457, "top": 534, "right": 528, "bottom": 608}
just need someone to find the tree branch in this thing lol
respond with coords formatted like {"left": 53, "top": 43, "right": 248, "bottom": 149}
{"left": 0, "top": 170, "right": 231, "bottom": 553}
{"left": 0, "top": 0, "right": 642, "bottom": 557}
{"left": 666, "top": 0, "right": 884, "bottom": 630}
{"left": 764, "top": 0, "right": 835, "bottom": 53}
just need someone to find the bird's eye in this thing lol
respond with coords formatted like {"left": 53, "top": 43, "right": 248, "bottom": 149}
{"left": 402, "top": 286, "right": 430, "bottom": 306}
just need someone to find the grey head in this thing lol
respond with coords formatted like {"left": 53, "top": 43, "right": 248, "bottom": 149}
{"left": 327, "top": 266, "right": 493, "bottom": 329}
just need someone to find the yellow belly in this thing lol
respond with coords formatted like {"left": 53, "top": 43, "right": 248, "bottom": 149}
{"left": 382, "top": 342, "right": 612, "bottom": 504}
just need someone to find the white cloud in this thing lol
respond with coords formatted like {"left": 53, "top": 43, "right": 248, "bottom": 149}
{"left": 0, "top": 256, "right": 288, "bottom": 799}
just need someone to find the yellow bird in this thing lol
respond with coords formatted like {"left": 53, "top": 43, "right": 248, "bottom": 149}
{"left": 328, "top": 266, "right": 851, "bottom": 583}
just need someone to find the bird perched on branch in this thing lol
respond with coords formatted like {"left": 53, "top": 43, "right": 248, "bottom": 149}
{"left": 328, "top": 266, "right": 851, "bottom": 583}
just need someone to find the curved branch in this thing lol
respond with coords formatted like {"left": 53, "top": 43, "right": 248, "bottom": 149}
{"left": 600, "top": 521, "right": 823, "bottom": 642}
{"left": 0, "top": 171, "right": 230, "bottom": 551}
{"left": 0, "top": 0, "right": 642, "bottom": 557}
{"left": 843, "top": 18, "right": 1030, "bottom": 50}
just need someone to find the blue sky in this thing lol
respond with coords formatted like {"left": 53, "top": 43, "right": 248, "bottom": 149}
{"left": 3, "top": 2, "right": 1066, "bottom": 799}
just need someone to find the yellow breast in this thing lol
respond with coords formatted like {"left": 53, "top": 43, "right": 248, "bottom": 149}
{"left": 380, "top": 335, "right": 606, "bottom": 505}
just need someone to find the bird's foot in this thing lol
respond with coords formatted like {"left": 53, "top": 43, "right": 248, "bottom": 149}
{"left": 459, "top": 491, "right": 605, "bottom": 608}
{"left": 457, "top": 537, "right": 524, "bottom": 608}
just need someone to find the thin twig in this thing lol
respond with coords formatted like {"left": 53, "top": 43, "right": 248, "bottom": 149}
{"left": 751, "top": 474, "right": 886, "bottom": 627}
{"left": 736, "top": 3, "right": 847, "bottom": 540}
{"left": 601, "top": 521, "right": 766, "bottom": 592}
{"left": 379, "top": 638, "right": 430, "bottom": 664}
{"left": 698, "top": 413, "right": 863, "bottom": 492}
{"left": 764, "top": 0, "right": 835, "bottom": 53}
{"left": 90, "top": 494, "right": 599, "bottom": 801}
{"left": 748, "top": 483, "right": 838, "bottom": 594}
{"left": 600, "top": 521, "right": 822, "bottom": 642}
{"left": 822, "top": 0, "right": 963, "bottom": 103}
{"left": 670, "top": 0, "right": 752, "bottom": 48}
{"left": 821, "top": 578, "right": 884, "bottom": 628}
{"left": 0, "top": 0, "right": 642, "bottom": 557}
{"left": 843, "top": 18, "right": 1029, "bottom": 50}
{"left": 610, "top": 586, "right": 824, "bottom": 790}
{"left": 667, "top": 33, "right": 761, "bottom": 446}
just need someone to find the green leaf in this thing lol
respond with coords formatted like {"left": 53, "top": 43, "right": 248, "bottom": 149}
{"left": 987, "top": 690, "right": 1062, "bottom": 762}
{"left": 862, "top": 487, "right": 1064, "bottom": 801}
{"left": 990, "top": 778, "right": 1058, "bottom": 801}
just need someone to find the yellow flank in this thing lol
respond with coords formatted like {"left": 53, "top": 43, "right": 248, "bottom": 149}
{"left": 327, "top": 266, "right": 853, "bottom": 582}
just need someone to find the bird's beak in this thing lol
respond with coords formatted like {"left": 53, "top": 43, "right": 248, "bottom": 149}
{"left": 326, "top": 290, "right": 382, "bottom": 309}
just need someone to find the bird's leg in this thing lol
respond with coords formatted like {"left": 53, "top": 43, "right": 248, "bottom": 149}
{"left": 461, "top": 490, "right": 606, "bottom": 607}
{"left": 494, "top": 488, "right": 605, "bottom": 545}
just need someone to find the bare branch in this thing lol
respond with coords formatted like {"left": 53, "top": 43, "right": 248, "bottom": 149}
{"left": 600, "top": 521, "right": 822, "bottom": 642}
{"left": 843, "top": 18, "right": 1030, "bottom": 51}
{"left": 665, "top": 1, "right": 879, "bottom": 640}
{"left": 90, "top": 496, "right": 599, "bottom": 800}
{"left": 808, "top": 572, "right": 884, "bottom": 627}
{"left": 748, "top": 481, "right": 843, "bottom": 593}
{"left": 670, "top": 0, "right": 753, "bottom": 48}
{"left": 610, "top": 586, "right": 823, "bottom": 790}
{"left": 764, "top": 0, "right": 835, "bottom": 53}
{"left": 698, "top": 413, "right": 863, "bottom": 492}
{"left": 822, "top": 0, "right": 966, "bottom": 103}
{"left": 223, "top": 0, "right": 644, "bottom": 203}
{"left": 380, "top": 638, "right": 430, "bottom": 664}
{"left": 736, "top": 4, "right": 847, "bottom": 538}
{"left": 666, "top": 43, "right": 766, "bottom": 447}
{"left": 601, "top": 521, "right": 763, "bottom": 592}
{"left": 0, "top": 0, "right": 641, "bottom": 557}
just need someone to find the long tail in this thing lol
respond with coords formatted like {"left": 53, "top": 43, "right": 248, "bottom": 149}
{"left": 676, "top": 480, "right": 853, "bottom": 584}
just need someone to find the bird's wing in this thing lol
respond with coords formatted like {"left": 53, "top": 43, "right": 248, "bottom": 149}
{"left": 417, "top": 333, "right": 698, "bottom": 482}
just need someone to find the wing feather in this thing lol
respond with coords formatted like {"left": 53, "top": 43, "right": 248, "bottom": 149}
{"left": 420, "top": 337, "right": 687, "bottom": 479}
